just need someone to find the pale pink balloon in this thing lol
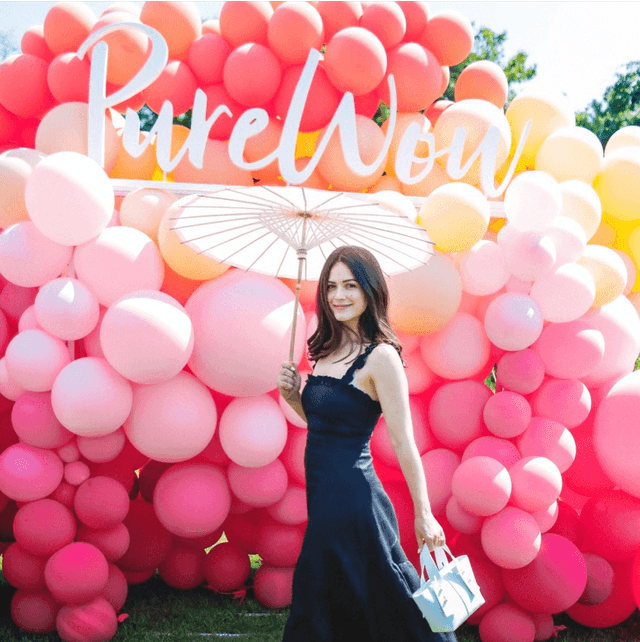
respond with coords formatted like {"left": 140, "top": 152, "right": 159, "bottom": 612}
{"left": 18, "top": 306, "right": 44, "bottom": 332}
{"left": 504, "top": 229, "right": 556, "bottom": 282}
{"left": 0, "top": 357, "right": 26, "bottom": 401}
{"left": 429, "top": 380, "right": 492, "bottom": 450}
{"left": 457, "top": 240, "right": 510, "bottom": 296}
{"left": 484, "top": 293, "right": 543, "bottom": 351}
{"left": 77, "top": 428, "right": 126, "bottom": 463}
{"left": 11, "top": 391, "right": 74, "bottom": 449}
{"left": 419, "top": 448, "right": 461, "bottom": 515}
{"left": 504, "top": 275, "right": 532, "bottom": 295}
{"left": 516, "top": 417, "right": 576, "bottom": 474}
{"left": 532, "top": 500, "right": 559, "bottom": 533}
{"left": 452, "top": 456, "right": 512, "bottom": 517}
{"left": 266, "top": 485, "right": 307, "bottom": 526}
{"left": 509, "top": 456, "right": 562, "bottom": 513}
{"left": 461, "top": 436, "right": 521, "bottom": 469}
{"left": 83, "top": 307, "right": 106, "bottom": 359}
{"left": 481, "top": 506, "right": 541, "bottom": 569}
{"left": 532, "top": 379, "right": 591, "bottom": 430}
{"left": 483, "top": 391, "right": 532, "bottom": 439}
{"left": 227, "top": 459, "right": 288, "bottom": 508}
{"left": 0, "top": 443, "right": 64, "bottom": 501}
{"left": 5, "top": 329, "right": 71, "bottom": 392}
{"left": 100, "top": 290, "right": 194, "bottom": 385}
{"left": 124, "top": 371, "right": 217, "bottom": 463}
{"left": 478, "top": 603, "right": 536, "bottom": 642}
{"left": 185, "top": 270, "right": 306, "bottom": 397}
{"left": 24, "top": 151, "right": 114, "bottom": 247}
{"left": 495, "top": 349, "right": 545, "bottom": 395}
{"left": 0, "top": 222, "right": 72, "bottom": 288}
{"left": 531, "top": 318, "right": 604, "bottom": 380}
{"left": 154, "top": 463, "right": 230, "bottom": 538}
{"left": 51, "top": 357, "right": 133, "bottom": 437}
{"left": 504, "top": 171, "right": 562, "bottom": 232}
{"left": 219, "top": 396, "right": 288, "bottom": 468}
{"left": 64, "top": 460, "right": 91, "bottom": 486}
{"left": 543, "top": 216, "right": 587, "bottom": 266}
{"left": 420, "top": 312, "right": 490, "bottom": 380}
{"left": 445, "top": 495, "right": 483, "bottom": 534}
{"left": 529, "top": 263, "right": 596, "bottom": 323}
{"left": 74, "top": 226, "right": 164, "bottom": 307}
{"left": 34, "top": 277, "right": 100, "bottom": 341}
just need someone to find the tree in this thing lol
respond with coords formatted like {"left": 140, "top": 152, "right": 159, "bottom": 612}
{"left": 0, "top": 31, "right": 17, "bottom": 61}
{"left": 576, "top": 61, "right": 640, "bottom": 147}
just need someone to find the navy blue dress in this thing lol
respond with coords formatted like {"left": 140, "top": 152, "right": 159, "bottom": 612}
{"left": 282, "top": 343, "right": 457, "bottom": 642}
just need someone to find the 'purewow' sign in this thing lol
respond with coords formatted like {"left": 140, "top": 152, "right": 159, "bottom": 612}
{"left": 78, "top": 23, "right": 530, "bottom": 197}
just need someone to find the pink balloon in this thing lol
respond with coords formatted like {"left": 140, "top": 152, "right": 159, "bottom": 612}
{"left": 266, "top": 484, "right": 307, "bottom": 525}
{"left": 158, "top": 543, "right": 206, "bottom": 590}
{"left": 100, "top": 563, "right": 128, "bottom": 612}
{"left": 18, "top": 305, "right": 43, "bottom": 333}
{"left": 0, "top": 281, "right": 38, "bottom": 322}
{"left": 219, "top": 1, "right": 273, "bottom": 47}
{"left": 11, "top": 391, "right": 74, "bottom": 449}
{"left": 483, "top": 391, "right": 531, "bottom": 439}
{"left": 50, "top": 480, "right": 77, "bottom": 509}
{"left": 74, "top": 476, "right": 130, "bottom": 530}
{"left": 5, "top": 329, "right": 71, "bottom": 393}
{"left": 124, "top": 371, "right": 217, "bottom": 463}
{"left": 0, "top": 356, "right": 26, "bottom": 401}
{"left": 198, "top": 83, "right": 244, "bottom": 141}
{"left": 428, "top": 380, "right": 492, "bottom": 451}
{"left": 445, "top": 495, "right": 483, "bottom": 534}
{"left": 64, "top": 460, "right": 91, "bottom": 486}
{"left": 227, "top": 459, "right": 288, "bottom": 508}
{"left": 578, "top": 553, "right": 614, "bottom": 605}
{"left": 76, "top": 428, "right": 126, "bottom": 463}
{"left": 204, "top": 542, "right": 251, "bottom": 591}
{"left": 255, "top": 514, "right": 304, "bottom": 567}
{"left": 268, "top": 2, "right": 323, "bottom": 65}
{"left": 185, "top": 270, "right": 306, "bottom": 397}
{"left": 222, "top": 510, "right": 259, "bottom": 554}
{"left": 51, "top": 357, "right": 133, "bottom": 437}
{"left": 74, "top": 226, "right": 164, "bottom": 308}
{"left": 24, "top": 151, "right": 114, "bottom": 247}
{"left": 503, "top": 229, "right": 556, "bottom": 282}
{"left": 0, "top": 221, "right": 72, "bottom": 288}
{"left": 0, "top": 54, "right": 55, "bottom": 119}
{"left": 14, "top": 498, "right": 76, "bottom": 556}
{"left": 143, "top": 60, "right": 197, "bottom": 116}
{"left": 10, "top": 589, "right": 57, "bottom": 634}
{"left": 253, "top": 564, "right": 294, "bottom": 608}
{"left": 57, "top": 441, "right": 80, "bottom": 464}
{"left": 531, "top": 318, "right": 604, "bottom": 379}
{"left": 77, "top": 522, "right": 130, "bottom": 563}
{"left": 532, "top": 378, "right": 590, "bottom": 430}
{"left": 34, "top": 277, "right": 100, "bottom": 341}
{"left": 516, "top": 416, "right": 576, "bottom": 474}
{"left": 461, "top": 436, "right": 521, "bottom": 469}
{"left": 45, "top": 541, "right": 109, "bottom": 604}
{"left": 504, "top": 171, "right": 562, "bottom": 233}
{"left": 2, "top": 543, "right": 48, "bottom": 590}
{"left": 478, "top": 603, "right": 536, "bottom": 642}
{"left": 563, "top": 429, "right": 615, "bottom": 497}
{"left": 495, "top": 349, "right": 545, "bottom": 395}
{"left": 280, "top": 425, "right": 307, "bottom": 486}
{"left": 419, "top": 448, "right": 460, "bottom": 515}
{"left": 55, "top": 597, "right": 117, "bottom": 642}
{"left": 0, "top": 443, "right": 64, "bottom": 501}
{"left": 187, "top": 33, "right": 231, "bottom": 86}
{"left": 502, "top": 533, "right": 587, "bottom": 614}
{"left": 154, "top": 462, "right": 230, "bottom": 538}
{"left": 484, "top": 293, "right": 543, "bottom": 351}
{"left": 452, "top": 456, "right": 512, "bottom": 517}
{"left": 509, "top": 456, "right": 562, "bottom": 513}
{"left": 457, "top": 240, "right": 510, "bottom": 297}
{"left": 223, "top": 43, "right": 281, "bottom": 107}
{"left": 418, "top": 11, "right": 473, "bottom": 66}
{"left": 360, "top": 2, "right": 406, "bottom": 49}
{"left": 481, "top": 506, "right": 541, "bottom": 569}
{"left": 532, "top": 500, "right": 559, "bottom": 533}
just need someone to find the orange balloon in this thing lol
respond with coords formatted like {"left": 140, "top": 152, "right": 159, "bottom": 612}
{"left": 109, "top": 130, "right": 157, "bottom": 180}
{"left": 0, "top": 54, "right": 55, "bottom": 120}
{"left": 439, "top": 65, "right": 450, "bottom": 96}
{"left": 120, "top": 187, "right": 179, "bottom": 243}
{"left": 47, "top": 53, "right": 91, "bottom": 104}
{"left": 187, "top": 34, "right": 231, "bottom": 87}
{"left": 419, "top": 11, "right": 474, "bottom": 66}
{"left": 143, "top": 60, "right": 197, "bottom": 116}
{"left": 244, "top": 117, "right": 283, "bottom": 183}
{"left": 369, "top": 175, "right": 403, "bottom": 193}
{"left": 317, "top": 114, "right": 387, "bottom": 191}
{"left": 360, "top": 2, "right": 407, "bottom": 50}
{"left": 401, "top": 158, "right": 451, "bottom": 197}
{"left": 43, "top": 2, "right": 97, "bottom": 55}
{"left": 139, "top": 1, "right": 201, "bottom": 59}
{"left": 174, "top": 139, "right": 254, "bottom": 186}
{"left": 219, "top": 1, "right": 273, "bottom": 47}
{"left": 454, "top": 60, "right": 508, "bottom": 109}
{"left": 268, "top": 2, "right": 324, "bottom": 65}
{"left": 354, "top": 90, "right": 380, "bottom": 119}
{"left": 21, "top": 26, "right": 55, "bottom": 62}
{"left": 161, "top": 262, "right": 206, "bottom": 306}
{"left": 290, "top": 156, "right": 330, "bottom": 189}
{"left": 399, "top": 1, "right": 430, "bottom": 42}
{"left": 223, "top": 44, "right": 282, "bottom": 107}
{"left": 316, "top": 2, "right": 362, "bottom": 42}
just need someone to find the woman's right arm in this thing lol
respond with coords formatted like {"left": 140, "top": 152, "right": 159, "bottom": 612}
{"left": 277, "top": 362, "right": 307, "bottom": 424}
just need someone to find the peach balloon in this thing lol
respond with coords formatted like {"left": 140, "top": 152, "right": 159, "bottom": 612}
{"left": 143, "top": 60, "right": 197, "bottom": 116}
{"left": 559, "top": 181, "right": 602, "bottom": 242}
{"left": 517, "top": 416, "right": 576, "bottom": 474}
{"left": 457, "top": 240, "right": 510, "bottom": 296}
{"left": 419, "top": 448, "right": 460, "bottom": 515}
{"left": 424, "top": 99, "right": 454, "bottom": 127}
{"left": 73, "top": 226, "right": 164, "bottom": 307}
{"left": 481, "top": 507, "right": 541, "bottom": 569}
{"left": 401, "top": 157, "right": 451, "bottom": 197}
{"left": 223, "top": 43, "right": 281, "bottom": 107}
{"left": 268, "top": 2, "right": 323, "bottom": 65}
{"left": 316, "top": 114, "right": 387, "bottom": 190}
{"left": 483, "top": 391, "right": 531, "bottom": 439}
{"left": 578, "top": 244, "right": 627, "bottom": 307}
{"left": 369, "top": 175, "right": 402, "bottom": 193}
{"left": 532, "top": 379, "right": 591, "bottom": 429}
{"left": 484, "top": 293, "right": 543, "bottom": 351}
{"left": 613, "top": 249, "right": 636, "bottom": 295}
{"left": 418, "top": 11, "right": 473, "bottom": 66}
{"left": 219, "top": 1, "right": 273, "bottom": 47}
{"left": 323, "top": 27, "right": 387, "bottom": 96}
{"left": 100, "top": 290, "right": 194, "bottom": 385}
{"left": 46, "top": 53, "right": 90, "bottom": 103}
{"left": 461, "top": 436, "right": 521, "bottom": 469}
{"left": 454, "top": 60, "right": 508, "bottom": 109}
{"left": 174, "top": 138, "right": 254, "bottom": 185}
{"left": 317, "top": 1, "right": 362, "bottom": 41}
{"left": 0, "top": 54, "right": 55, "bottom": 120}
{"left": 118, "top": 188, "right": 178, "bottom": 242}
{"left": 109, "top": 129, "right": 157, "bottom": 180}
{"left": 227, "top": 459, "right": 288, "bottom": 508}
{"left": 605, "top": 125, "right": 640, "bottom": 156}
{"left": 139, "top": 1, "right": 201, "bottom": 59}
{"left": 124, "top": 371, "right": 217, "bottom": 463}
{"left": 452, "top": 456, "right": 512, "bottom": 517}
{"left": 509, "top": 456, "right": 563, "bottom": 513}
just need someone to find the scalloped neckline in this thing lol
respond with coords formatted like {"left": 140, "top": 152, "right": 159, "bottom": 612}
{"left": 306, "top": 373, "right": 381, "bottom": 406}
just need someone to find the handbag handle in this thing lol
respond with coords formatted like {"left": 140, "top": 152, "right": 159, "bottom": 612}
{"left": 419, "top": 546, "right": 442, "bottom": 584}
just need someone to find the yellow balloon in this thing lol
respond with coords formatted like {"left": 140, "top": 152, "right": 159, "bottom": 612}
{"left": 295, "top": 130, "right": 320, "bottom": 159}
{"left": 559, "top": 181, "right": 601, "bottom": 241}
{"left": 152, "top": 164, "right": 175, "bottom": 182}
{"left": 589, "top": 217, "right": 617, "bottom": 248}
{"left": 578, "top": 244, "right": 627, "bottom": 307}
{"left": 593, "top": 149, "right": 640, "bottom": 222}
{"left": 417, "top": 183, "right": 490, "bottom": 253}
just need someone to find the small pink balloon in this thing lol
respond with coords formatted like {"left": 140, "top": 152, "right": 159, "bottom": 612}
{"left": 18, "top": 306, "right": 43, "bottom": 332}
{"left": 503, "top": 229, "right": 556, "bottom": 282}
{"left": 5, "top": 329, "right": 71, "bottom": 393}
{"left": 481, "top": 506, "right": 541, "bottom": 569}
{"left": 266, "top": 484, "right": 307, "bottom": 526}
{"left": 76, "top": 428, "right": 126, "bottom": 463}
{"left": 64, "top": 461, "right": 91, "bottom": 486}
{"left": 461, "top": 436, "right": 521, "bottom": 469}
{"left": 509, "top": 456, "right": 562, "bottom": 513}
{"left": 253, "top": 564, "right": 294, "bottom": 609}
{"left": 531, "top": 378, "right": 591, "bottom": 429}
{"left": 485, "top": 293, "right": 543, "bottom": 351}
{"left": 51, "top": 357, "right": 133, "bottom": 437}
{"left": 0, "top": 222, "right": 72, "bottom": 288}
{"left": 10, "top": 589, "right": 57, "bottom": 634}
{"left": 516, "top": 417, "right": 576, "bottom": 474}
{"left": 34, "top": 277, "right": 100, "bottom": 341}
{"left": 227, "top": 459, "right": 288, "bottom": 508}
{"left": 0, "top": 443, "right": 64, "bottom": 501}
{"left": 478, "top": 603, "right": 536, "bottom": 642}
{"left": 578, "top": 553, "right": 614, "bottom": 605}
{"left": 483, "top": 391, "right": 531, "bottom": 439}
{"left": 74, "top": 476, "right": 129, "bottom": 530}
{"left": 452, "top": 456, "right": 512, "bottom": 517}
{"left": 495, "top": 349, "right": 545, "bottom": 395}
{"left": 154, "top": 462, "right": 230, "bottom": 538}
{"left": 77, "top": 522, "right": 130, "bottom": 563}
{"left": 14, "top": 498, "right": 76, "bottom": 556}
{"left": 204, "top": 542, "right": 251, "bottom": 592}
{"left": 55, "top": 597, "right": 117, "bottom": 642}
{"left": 11, "top": 391, "right": 75, "bottom": 449}
{"left": 419, "top": 448, "right": 461, "bottom": 516}
{"left": 57, "top": 441, "right": 80, "bottom": 464}
{"left": 532, "top": 500, "right": 559, "bottom": 533}
{"left": 2, "top": 543, "right": 48, "bottom": 590}
{"left": 445, "top": 495, "right": 483, "bottom": 534}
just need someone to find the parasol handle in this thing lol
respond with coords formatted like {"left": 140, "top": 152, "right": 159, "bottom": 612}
{"left": 288, "top": 253, "right": 305, "bottom": 364}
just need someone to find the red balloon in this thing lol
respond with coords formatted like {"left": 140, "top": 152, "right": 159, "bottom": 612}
{"left": 13, "top": 498, "right": 76, "bottom": 556}
{"left": 222, "top": 510, "right": 260, "bottom": 554}
{"left": 353, "top": 90, "right": 380, "bottom": 119}
{"left": 219, "top": 1, "right": 273, "bottom": 48}
{"left": 204, "top": 541, "right": 251, "bottom": 591}
{"left": 0, "top": 54, "right": 55, "bottom": 119}
{"left": 143, "top": 60, "right": 197, "bottom": 116}
{"left": 223, "top": 43, "right": 282, "bottom": 107}
{"left": 21, "top": 26, "right": 55, "bottom": 62}
{"left": 11, "top": 589, "right": 57, "bottom": 634}
{"left": 424, "top": 99, "right": 453, "bottom": 127}
{"left": 187, "top": 34, "right": 231, "bottom": 86}
{"left": 0, "top": 499, "right": 19, "bottom": 541}
{"left": 2, "top": 543, "right": 47, "bottom": 590}
{"left": 100, "top": 563, "right": 128, "bottom": 612}
{"left": 253, "top": 564, "right": 294, "bottom": 608}
{"left": 138, "top": 460, "right": 172, "bottom": 503}
{"left": 578, "top": 553, "right": 614, "bottom": 605}
{"left": 158, "top": 543, "right": 206, "bottom": 589}
{"left": 77, "top": 522, "right": 130, "bottom": 563}
{"left": 316, "top": 2, "right": 362, "bottom": 41}
{"left": 56, "top": 597, "right": 118, "bottom": 642}
{"left": 89, "top": 458, "right": 136, "bottom": 494}
{"left": 73, "top": 475, "right": 130, "bottom": 530}
{"left": 121, "top": 566, "right": 156, "bottom": 585}
{"left": 0, "top": 103, "right": 18, "bottom": 144}
{"left": 49, "top": 480, "right": 77, "bottom": 509}
{"left": 199, "top": 84, "right": 244, "bottom": 141}
{"left": 632, "top": 546, "right": 640, "bottom": 609}
{"left": 115, "top": 437, "right": 150, "bottom": 472}
{"left": 255, "top": 514, "right": 304, "bottom": 567}
{"left": 174, "top": 525, "right": 224, "bottom": 550}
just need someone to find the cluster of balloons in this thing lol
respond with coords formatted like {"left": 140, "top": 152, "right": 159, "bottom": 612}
{"left": 1, "top": 2, "right": 640, "bottom": 642}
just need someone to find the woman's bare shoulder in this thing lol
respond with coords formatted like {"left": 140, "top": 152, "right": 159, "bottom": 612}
{"left": 369, "top": 343, "right": 402, "bottom": 371}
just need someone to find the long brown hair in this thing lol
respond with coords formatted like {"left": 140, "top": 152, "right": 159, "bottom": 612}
{"left": 307, "top": 245, "right": 404, "bottom": 365}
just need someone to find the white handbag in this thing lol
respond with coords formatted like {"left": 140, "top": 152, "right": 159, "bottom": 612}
{"left": 412, "top": 544, "right": 485, "bottom": 632}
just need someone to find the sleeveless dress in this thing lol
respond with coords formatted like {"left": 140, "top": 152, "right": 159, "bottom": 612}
{"left": 282, "top": 343, "right": 457, "bottom": 642}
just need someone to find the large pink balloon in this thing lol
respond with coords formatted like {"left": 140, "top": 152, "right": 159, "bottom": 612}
{"left": 74, "top": 476, "right": 130, "bottom": 530}
{"left": 24, "top": 151, "right": 114, "bottom": 247}
{"left": 495, "top": 349, "right": 545, "bottom": 395}
{"left": 255, "top": 515, "right": 304, "bottom": 568}
{"left": 143, "top": 60, "right": 197, "bottom": 116}
{"left": 516, "top": 417, "right": 576, "bottom": 474}
{"left": 100, "top": 290, "right": 194, "bottom": 385}
{"left": 227, "top": 459, "right": 288, "bottom": 508}
{"left": 483, "top": 391, "right": 531, "bottom": 439}
{"left": 187, "top": 34, "right": 231, "bottom": 86}
{"left": 509, "top": 456, "right": 562, "bottom": 513}
{"left": 478, "top": 603, "right": 536, "bottom": 642}
{"left": 154, "top": 463, "right": 231, "bottom": 539}
{"left": 481, "top": 506, "right": 541, "bottom": 569}
{"left": 124, "top": 371, "right": 217, "bottom": 463}
{"left": 484, "top": 293, "right": 543, "bottom": 351}
{"left": 452, "top": 456, "right": 511, "bottom": 517}
{"left": 531, "top": 378, "right": 591, "bottom": 429}
{"left": 77, "top": 522, "right": 130, "bottom": 563}
{"left": 185, "top": 270, "right": 306, "bottom": 397}
{"left": 51, "top": 357, "right": 133, "bottom": 437}
{"left": 11, "top": 391, "right": 74, "bottom": 449}
{"left": 0, "top": 443, "right": 63, "bottom": 501}
{"left": 2, "top": 543, "right": 48, "bottom": 590}
{"left": 219, "top": 395, "right": 288, "bottom": 468}
{"left": 14, "top": 498, "right": 76, "bottom": 556}
{"left": 56, "top": 597, "right": 117, "bottom": 642}
{"left": 461, "top": 436, "right": 521, "bottom": 470}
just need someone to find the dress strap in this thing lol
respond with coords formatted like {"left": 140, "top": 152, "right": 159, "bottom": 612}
{"left": 343, "top": 343, "right": 377, "bottom": 384}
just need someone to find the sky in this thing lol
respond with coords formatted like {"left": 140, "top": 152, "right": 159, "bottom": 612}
{"left": 0, "top": 1, "right": 639, "bottom": 113}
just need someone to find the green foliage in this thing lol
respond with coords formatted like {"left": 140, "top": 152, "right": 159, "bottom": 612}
{"left": 444, "top": 26, "right": 537, "bottom": 105}
{"left": 576, "top": 60, "right": 640, "bottom": 147}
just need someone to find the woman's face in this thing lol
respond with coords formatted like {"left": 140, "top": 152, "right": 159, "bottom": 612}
{"left": 326, "top": 262, "right": 367, "bottom": 332}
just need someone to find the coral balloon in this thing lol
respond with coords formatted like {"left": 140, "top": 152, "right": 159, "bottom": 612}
{"left": 43, "top": 2, "right": 96, "bottom": 55}
{"left": 454, "top": 60, "right": 508, "bottom": 109}
{"left": 360, "top": 2, "right": 406, "bottom": 49}
{"left": 317, "top": 2, "right": 362, "bottom": 41}
{"left": 188, "top": 34, "right": 231, "bottom": 86}
{"left": 418, "top": 11, "right": 473, "bottom": 66}
{"left": 268, "top": 2, "right": 323, "bottom": 65}
{"left": 223, "top": 43, "right": 281, "bottom": 107}
{"left": 47, "top": 52, "right": 90, "bottom": 103}
{"left": 0, "top": 54, "right": 54, "bottom": 119}
{"left": 219, "top": 1, "right": 273, "bottom": 47}
{"left": 139, "top": 0, "right": 201, "bottom": 59}
{"left": 143, "top": 60, "right": 197, "bottom": 116}
{"left": 21, "top": 25, "right": 55, "bottom": 62}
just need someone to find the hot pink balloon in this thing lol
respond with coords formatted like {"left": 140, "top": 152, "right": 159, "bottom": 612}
{"left": 10, "top": 589, "right": 57, "bottom": 634}
{"left": 2, "top": 543, "right": 48, "bottom": 590}
{"left": 223, "top": 43, "right": 281, "bottom": 107}
{"left": 11, "top": 391, "right": 75, "bottom": 449}
{"left": 204, "top": 542, "right": 251, "bottom": 592}
{"left": 100, "top": 563, "right": 128, "bottom": 612}
{"left": 483, "top": 391, "right": 531, "bottom": 439}
{"left": 452, "top": 456, "right": 512, "bottom": 517}
{"left": 0, "top": 443, "right": 64, "bottom": 501}
{"left": 419, "top": 448, "right": 460, "bottom": 515}
{"left": 56, "top": 597, "right": 117, "bottom": 642}
{"left": 14, "top": 498, "right": 76, "bottom": 557}
{"left": 461, "top": 436, "right": 521, "bottom": 469}
{"left": 495, "top": 349, "right": 545, "bottom": 395}
{"left": 74, "top": 476, "right": 130, "bottom": 530}
{"left": 563, "top": 429, "right": 615, "bottom": 497}
{"left": 481, "top": 506, "right": 541, "bottom": 569}
{"left": 227, "top": 459, "right": 288, "bottom": 508}
{"left": 158, "top": 544, "right": 206, "bottom": 590}
{"left": 509, "top": 456, "right": 562, "bottom": 513}
{"left": 485, "top": 293, "right": 543, "bottom": 351}
{"left": 478, "top": 603, "right": 536, "bottom": 642}
{"left": 280, "top": 425, "right": 307, "bottom": 487}
{"left": 77, "top": 522, "right": 130, "bottom": 563}
{"left": 64, "top": 460, "right": 91, "bottom": 486}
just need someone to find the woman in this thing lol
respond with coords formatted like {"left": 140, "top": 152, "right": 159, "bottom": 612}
{"left": 277, "top": 246, "right": 456, "bottom": 642}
